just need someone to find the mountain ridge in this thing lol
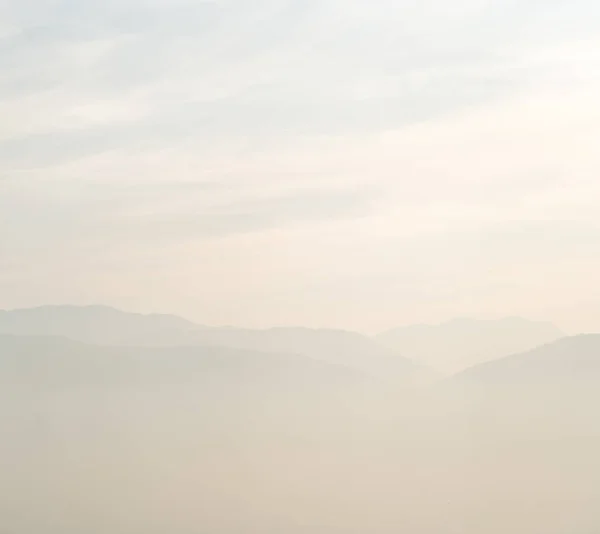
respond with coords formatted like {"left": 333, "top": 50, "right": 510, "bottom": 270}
{"left": 0, "top": 305, "right": 421, "bottom": 383}
{"left": 377, "top": 316, "right": 564, "bottom": 373}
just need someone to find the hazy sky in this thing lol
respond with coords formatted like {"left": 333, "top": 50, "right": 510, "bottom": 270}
{"left": 2, "top": 0, "right": 600, "bottom": 332}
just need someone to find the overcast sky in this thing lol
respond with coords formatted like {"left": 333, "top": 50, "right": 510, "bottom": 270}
{"left": 2, "top": 0, "right": 600, "bottom": 332}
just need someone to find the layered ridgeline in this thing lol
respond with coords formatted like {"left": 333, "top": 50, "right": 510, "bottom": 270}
{"left": 0, "top": 305, "right": 422, "bottom": 384}
{"left": 0, "top": 333, "right": 382, "bottom": 432}
{"left": 3, "top": 306, "right": 567, "bottom": 381}
{"left": 377, "top": 317, "right": 564, "bottom": 373}
{"left": 1, "top": 311, "right": 600, "bottom": 533}
{"left": 0, "top": 333, "right": 408, "bottom": 534}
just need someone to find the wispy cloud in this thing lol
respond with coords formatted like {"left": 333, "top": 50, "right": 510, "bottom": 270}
{"left": 2, "top": 0, "right": 600, "bottom": 330}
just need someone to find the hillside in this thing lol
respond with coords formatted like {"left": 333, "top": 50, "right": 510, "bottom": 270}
{"left": 441, "top": 335, "right": 600, "bottom": 438}
{"left": 0, "top": 333, "right": 387, "bottom": 434}
{"left": 0, "top": 306, "right": 421, "bottom": 383}
{"left": 0, "top": 333, "right": 372, "bottom": 392}
{"left": 377, "top": 317, "right": 564, "bottom": 373}
{"left": 456, "top": 334, "right": 600, "bottom": 385}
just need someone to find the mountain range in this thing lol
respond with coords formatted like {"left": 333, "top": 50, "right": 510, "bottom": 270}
{"left": 0, "top": 305, "right": 568, "bottom": 378}
{"left": 2, "top": 305, "right": 600, "bottom": 534}
{"left": 0, "top": 305, "right": 421, "bottom": 383}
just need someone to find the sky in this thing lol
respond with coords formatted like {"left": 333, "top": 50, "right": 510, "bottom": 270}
{"left": 1, "top": 0, "right": 600, "bottom": 333}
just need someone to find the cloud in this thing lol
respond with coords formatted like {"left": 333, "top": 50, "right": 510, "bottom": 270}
{"left": 0, "top": 1, "right": 578, "bottom": 150}
{"left": 2, "top": 0, "right": 600, "bottom": 330}
{"left": 3, "top": 0, "right": 595, "bottom": 177}
{"left": 142, "top": 185, "right": 378, "bottom": 240}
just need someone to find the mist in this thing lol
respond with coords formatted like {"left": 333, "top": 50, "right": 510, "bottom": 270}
{"left": 3, "top": 0, "right": 600, "bottom": 532}
{"left": 2, "top": 309, "right": 600, "bottom": 534}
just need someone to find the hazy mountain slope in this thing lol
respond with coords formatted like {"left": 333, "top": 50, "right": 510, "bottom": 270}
{"left": 2, "top": 334, "right": 600, "bottom": 534}
{"left": 0, "top": 306, "right": 421, "bottom": 383}
{"left": 455, "top": 334, "right": 600, "bottom": 385}
{"left": 440, "top": 335, "right": 600, "bottom": 439}
{"left": 0, "top": 334, "right": 402, "bottom": 534}
{"left": 0, "top": 333, "right": 389, "bottom": 438}
{"left": 0, "top": 333, "right": 371, "bottom": 392}
{"left": 377, "top": 317, "right": 564, "bottom": 373}
{"left": 188, "top": 326, "right": 421, "bottom": 380}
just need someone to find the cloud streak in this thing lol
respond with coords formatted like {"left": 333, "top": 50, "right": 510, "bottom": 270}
{"left": 2, "top": 0, "right": 600, "bottom": 331}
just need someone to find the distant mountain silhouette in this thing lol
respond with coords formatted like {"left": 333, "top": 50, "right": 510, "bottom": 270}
{"left": 377, "top": 317, "right": 564, "bottom": 373}
{"left": 0, "top": 305, "right": 203, "bottom": 346}
{"left": 187, "top": 326, "right": 421, "bottom": 381}
{"left": 0, "top": 305, "right": 421, "bottom": 383}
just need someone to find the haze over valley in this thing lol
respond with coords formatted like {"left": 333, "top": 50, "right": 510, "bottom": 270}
{"left": 2, "top": 305, "right": 600, "bottom": 534}
{"left": 3, "top": 0, "right": 600, "bottom": 532}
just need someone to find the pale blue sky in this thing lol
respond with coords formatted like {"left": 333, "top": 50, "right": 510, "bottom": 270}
{"left": 2, "top": 0, "right": 600, "bottom": 332}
